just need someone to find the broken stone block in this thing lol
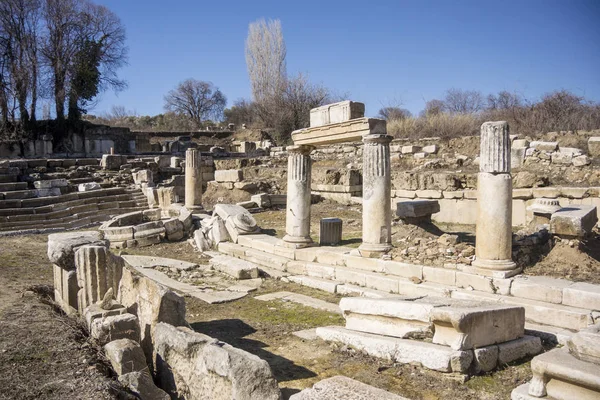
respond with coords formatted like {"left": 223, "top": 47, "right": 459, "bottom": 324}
{"left": 209, "top": 254, "right": 259, "bottom": 279}
{"left": 48, "top": 231, "right": 107, "bottom": 270}
{"left": 251, "top": 193, "right": 271, "bottom": 207}
{"left": 104, "top": 339, "right": 149, "bottom": 375}
{"left": 84, "top": 303, "right": 127, "bottom": 328}
{"left": 117, "top": 267, "right": 187, "bottom": 360}
{"left": 530, "top": 141, "right": 558, "bottom": 152}
{"left": 118, "top": 370, "right": 170, "bottom": 400}
{"left": 431, "top": 302, "right": 525, "bottom": 350}
{"left": 550, "top": 205, "right": 598, "bottom": 238}
{"left": 396, "top": 199, "right": 440, "bottom": 222}
{"left": 573, "top": 155, "right": 591, "bottom": 167}
{"left": 588, "top": 137, "right": 600, "bottom": 157}
{"left": 132, "top": 169, "right": 153, "bottom": 186}
{"left": 496, "top": 335, "right": 542, "bottom": 364}
{"left": 152, "top": 323, "right": 281, "bottom": 400}
{"left": 309, "top": 100, "right": 365, "bottom": 128}
{"left": 78, "top": 182, "right": 101, "bottom": 191}
{"left": 473, "top": 345, "right": 499, "bottom": 373}
{"left": 33, "top": 179, "right": 68, "bottom": 189}
{"left": 101, "top": 154, "right": 127, "bottom": 170}
{"left": 53, "top": 264, "right": 79, "bottom": 314}
{"left": 319, "top": 218, "right": 342, "bottom": 246}
{"left": 75, "top": 245, "right": 124, "bottom": 313}
{"left": 567, "top": 323, "right": 600, "bottom": 364}
{"left": 401, "top": 145, "right": 421, "bottom": 154}
{"left": 289, "top": 376, "right": 409, "bottom": 400}
{"left": 163, "top": 218, "right": 184, "bottom": 241}
{"left": 91, "top": 313, "right": 140, "bottom": 344}
{"left": 193, "top": 230, "right": 211, "bottom": 251}
{"left": 133, "top": 220, "right": 165, "bottom": 239}
{"left": 214, "top": 169, "right": 243, "bottom": 182}
{"left": 213, "top": 204, "right": 259, "bottom": 242}
{"left": 422, "top": 144, "right": 438, "bottom": 154}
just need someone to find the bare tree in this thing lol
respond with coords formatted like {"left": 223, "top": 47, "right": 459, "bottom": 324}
{"left": 422, "top": 99, "right": 446, "bottom": 117}
{"left": 245, "top": 18, "right": 286, "bottom": 103}
{"left": 443, "top": 88, "right": 484, "bottom": 114}
{"left": 0, "top": 0, "right": 41, "bottom": 128}
{"left": 164, "top": 79, "right": 226, "bottom": 128}
{"left": 378, "top": 107, "right": 411, "bottom": 120}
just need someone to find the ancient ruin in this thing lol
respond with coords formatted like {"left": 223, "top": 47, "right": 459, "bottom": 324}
{"left": 2, "top": 99, "right": 600, "bottom": 399}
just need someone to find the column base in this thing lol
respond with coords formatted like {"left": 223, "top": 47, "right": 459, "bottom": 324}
{"left": 282, "top": 235, "right": 313, "bottom": 249}
{"left": 185, "top": 205, "right": 204, "bottom": 212}
{"left": 358, "top": 242, "right": 392, "bottom": 258}
{"left": 471, "top": 258, "right": 520, "bottom": 278}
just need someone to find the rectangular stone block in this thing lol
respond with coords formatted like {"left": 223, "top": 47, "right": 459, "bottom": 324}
{"left": 563, "top": 282, "right": 600, "bottom": 311}
{"left": 567, "top": 323, "right": 600, "bottom": 364}
{"left": 288, "top": 275, "right": 339, "bottom": 293}
{"left": 423, "top": 266, "right": 456, "bottom": 286}
{"left": 291, "top": 118, "right": 386, "bottom": 146}
{"left": 510, "top": 276, "right": 572, "bottom": 304}
{"left": 209, "top": 254, "right": 259, "bottom": 280}
{"left": 214, "top": 169, "right": 243, "bottom": 183}
{"left": 588, "top": 136, "right": 600, "bottom": 157}
{"left": 309, "top": 100, "right": 365, "bottom": 127}
{"left": 550, "top": 205, "right": 598, "bottom": 238}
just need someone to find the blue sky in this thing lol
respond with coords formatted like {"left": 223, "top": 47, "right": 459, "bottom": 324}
{"left": 93, "top": 0, "right": 600, "bottom": 118}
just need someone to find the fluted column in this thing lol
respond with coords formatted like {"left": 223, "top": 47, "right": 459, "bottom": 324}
{"left": 75, "top": 245, "right": 123, "bottom": 314}
{"left": 283, "top": 145, "right": 315, "bottom": 248}
{"left": 473, "top": 121, "right": 517, "bottom": 276}
{"left": 359, "top": 134, "right": 393, "bottom": 257}
{"left": 185, "top": 148, "right": 203, "bottom": 210}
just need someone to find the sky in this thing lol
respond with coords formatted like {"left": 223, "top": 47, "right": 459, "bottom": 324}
{"left": 92, "top": 0, "right": 600, "bottom": 118}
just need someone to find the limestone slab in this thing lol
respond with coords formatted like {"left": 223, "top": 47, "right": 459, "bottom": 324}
{"left": 510, "top": 276, "right": 572, "bottom": 304}
{"left": 289, "top": 376, "right": 408, "bottom": 400}
{"left": 567, "top": 323, "right": 600, "bottom": 364}
{"left": 121, "top": 255, "right": 198, "bottom": 271}
{"left": 48, "top": 231, "right": 107, "bottom": 270}
{"left": 188, "top": 290, "right": 247, "bottom": 304}
{"left": 309, "top": 100, "right": 365, "bottom": 127}
{"left": 497, "top": 335, "right": 543, "bottom": 365}
{"left": 287, "top": 275, "right": 340, "bottom": 293}
{"left": 209, "top": 254, "right": 259, "bottom": 279}
{"left": 550, "top": 205, "right": 598, "bottom": 238}
{"left": 316, "top": 326, "right": 473, "bottom": 373}
{"left": 562, "top": 282, "right": 600, "bottom": 311}
{"left": 104, "top": 339, "right": 149, "bottom": 376}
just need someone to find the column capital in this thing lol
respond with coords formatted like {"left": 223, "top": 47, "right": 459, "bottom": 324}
{"left": 287, "top": 144, "right": 315, "bottom": 155}
{"left": 362, "top": 134, "right": 392, "bottom": 145}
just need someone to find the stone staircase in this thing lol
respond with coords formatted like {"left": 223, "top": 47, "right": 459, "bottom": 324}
{"left": 217, "top": 234, "right": 599, "bottom": 343}
{"left": 0, "top": 186, "right": 148, "bottom": 233}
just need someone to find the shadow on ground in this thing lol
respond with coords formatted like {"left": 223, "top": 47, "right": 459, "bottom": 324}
{"left": 191, "top": 319, "right": 317, "bottom": 383}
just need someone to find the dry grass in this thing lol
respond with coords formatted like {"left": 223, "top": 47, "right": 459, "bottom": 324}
{"left": 387, "top": 114, "right": 479, "bottom": 139}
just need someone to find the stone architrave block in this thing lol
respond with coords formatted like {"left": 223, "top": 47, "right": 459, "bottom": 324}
{"left": 117, "top": 266, "right": 187, "bottom": 360}
{"left": 90, "top": 313, "right": 140, "bottom": 344}
{"left": 48, "top": 231, "right": 108, "bottom": 270}
{"left": 289, "top": 376, "right": 409, "bottom": 400}
{"left": 319, "top": 218, "right": 342, "bottom": 246}
{"left": 396, "top": 199, "right": 440, "bottom": 218}
{"left": 431, "top": 302, "right": 525, "bottom": 350}
{"left": 588, "top": 137, "right": 600, "bottom": 157}
{"left": 214, "top": 169, "right": 243, "bottom": 183}
{"left": 152, "top": 323, "right": 281, "bottom": 400}
{"left": 292, "top": 118, "right": 386, "bottom": 146}
{"left": 567, "top": 323, "right": 600, "bottom": 364}
{"left": 75, "top": 245, "right": 124, "bottom": 313}
{"left": 550, "top": 205, "right": 598, "bottom": 238}
{"left": 104, "top": 339, "right": 149, "bottom": 376}
{"left": 309, "top": 100, "right": 365, "bottom": 128}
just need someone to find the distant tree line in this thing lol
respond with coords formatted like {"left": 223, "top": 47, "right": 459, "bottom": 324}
{"left": 382, "top": 88, "right": 600, "bottom": 139}
{"left": 0, "top": 0, "right": 127, "bottom": 139}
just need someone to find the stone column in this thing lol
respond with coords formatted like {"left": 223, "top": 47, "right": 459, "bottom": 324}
{"left": 185, "top": 148, "right": 203, "bottom": 210}
{"left": 359, "top": 134, "right": 393, "bottom": 257}
{"left": 472, "top": 121, "right": 518, "bottom": 276}
{"left": 283, "top": 145, "right": 315, "bottom": 248}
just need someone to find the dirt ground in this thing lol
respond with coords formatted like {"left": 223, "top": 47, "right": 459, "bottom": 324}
{"left": 0, "top": 231, "right": 541, "bottom": 400}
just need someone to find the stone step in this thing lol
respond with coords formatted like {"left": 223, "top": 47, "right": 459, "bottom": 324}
{"left": 0, "top": 189, "right": 37, "bottom": 200}
{"left": 0, "top": 187, "right": 129, "bottom": 211}
{"left": 0, "top": 182, "right": 27, "bottom": 192}
{"left": 0, "top": 206, "right": 146, "bottom": 232}
{"left": 287, "top": 275, "right": 342, "bottom": 294}
{"left": 254, "top": 291, "right": 341, "bottom": 314}
{"left": 0, "top": 175, "right": 18, "bottom": 183}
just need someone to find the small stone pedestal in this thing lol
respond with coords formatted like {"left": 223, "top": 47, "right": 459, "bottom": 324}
{"left": 283, "top": 145, "right": 315, "bottom": 248}
{"left": 472, "top": 122, "right": 518, "bottom": 277}
{"left": 319, "top": 218, "right": 342, "bottom": 245}
{"left": 359, "top": 134, "right": 393, "bottom": 258}
{"left": 184, "top": 148, "right": 203, "bottom": 211}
